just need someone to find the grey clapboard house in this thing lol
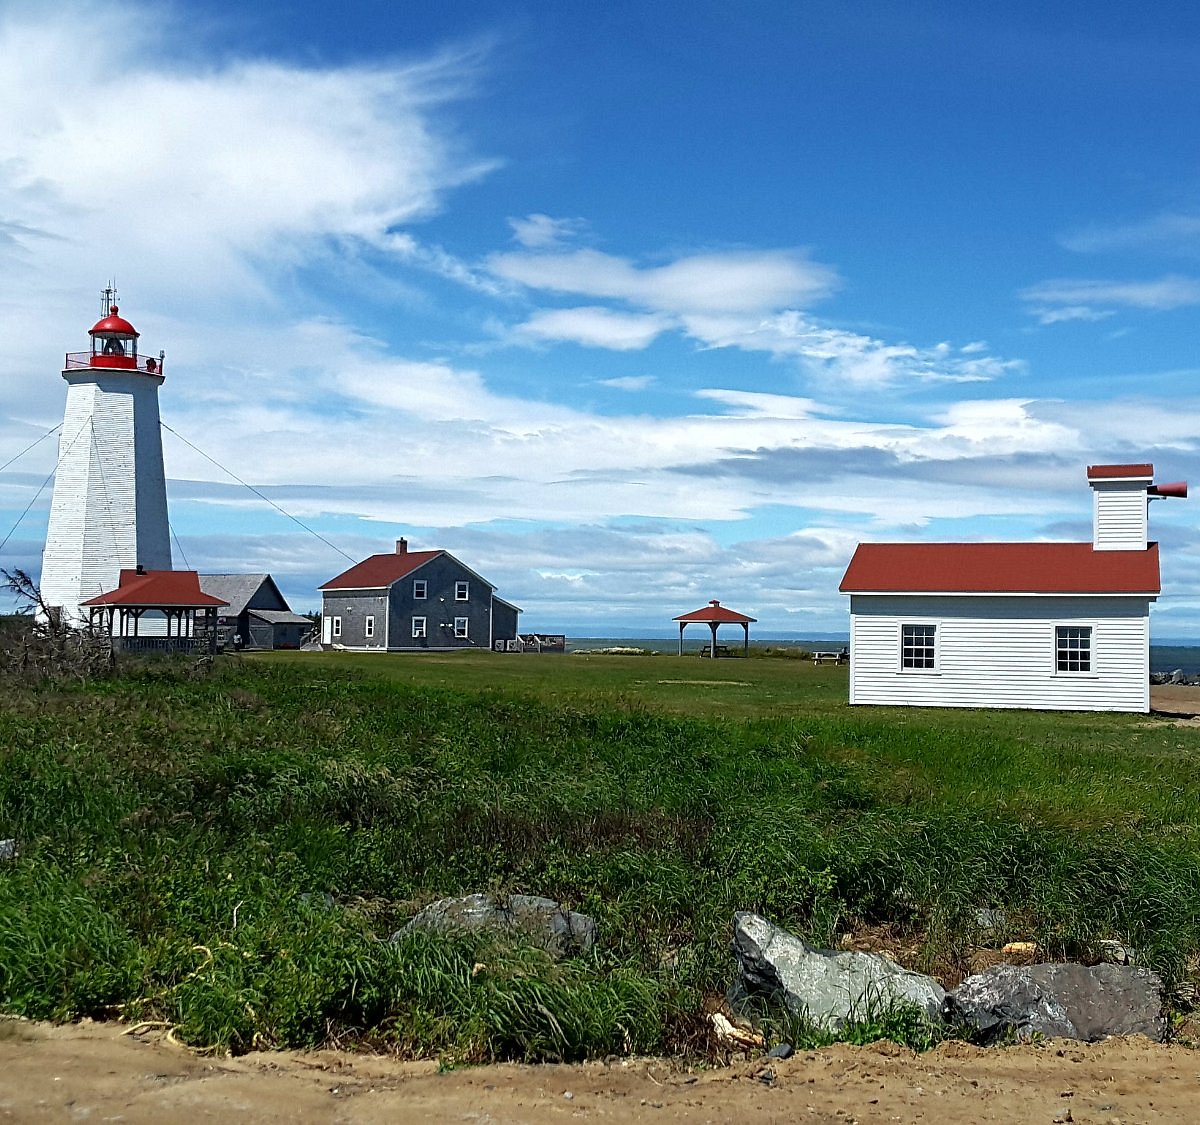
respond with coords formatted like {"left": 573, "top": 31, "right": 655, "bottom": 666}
{"left": 319, "top": 539, "right": 521, "bottom": 652}
{"left": 198, "top": 574, "right": 313, "bottom": 650}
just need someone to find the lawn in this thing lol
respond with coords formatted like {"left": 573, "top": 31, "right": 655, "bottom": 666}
{"left": 2, "top": 649, "right": 1199, "bottom": 1058}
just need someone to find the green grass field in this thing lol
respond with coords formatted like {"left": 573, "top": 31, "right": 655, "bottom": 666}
{"left": 2, "top": 649, "right": 1199, "bottom": 1059}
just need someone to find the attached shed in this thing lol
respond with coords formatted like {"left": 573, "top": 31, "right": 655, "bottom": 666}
{"left": 198, "top": 573, "right": 312, "bottom": 650}
{"left": 839, "top": 464, "right": 1186, "bottom": 713}
{"left": 318, "top": 539, "right": 521, "bottom": 652}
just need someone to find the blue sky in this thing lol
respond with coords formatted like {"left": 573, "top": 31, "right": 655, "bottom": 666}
{"left": 2, "top": 0, "right": 1199, "bottom": 635}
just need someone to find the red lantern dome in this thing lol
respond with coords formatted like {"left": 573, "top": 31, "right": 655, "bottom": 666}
{"left": 63, "top": 290, "right": 165, "bottom": 376}
{"left": 89, "top": 306, "right": 139, "bottom": 338}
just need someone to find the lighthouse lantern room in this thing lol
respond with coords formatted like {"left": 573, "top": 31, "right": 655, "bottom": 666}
{"left": 40, "top": 289, "right": 172, "bottom": 626}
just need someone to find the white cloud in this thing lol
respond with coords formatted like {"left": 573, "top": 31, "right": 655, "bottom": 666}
{"left": 1022, "top": 276, "right": 1200, "bottom": 324}
{"left": 488, "top": 247, "right": 839, "bottom": 314}
{"left": 597, "top": 375, "right": 656, "bottom": 391}
{"left": 516, "top": 306, "right": 672, "bottom": 350}
{"left": 0, "top": 1, "right": 496, "bottom": 315}
{"left": 508, "top": 214, "right": 587, "bottom": 249}
{"left": 1061, "top": 212, "right": 1200, "bottom": 256}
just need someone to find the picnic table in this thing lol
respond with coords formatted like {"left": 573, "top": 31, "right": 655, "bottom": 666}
{"left": 813, "top": 650, "right": 849, "bottom": 665}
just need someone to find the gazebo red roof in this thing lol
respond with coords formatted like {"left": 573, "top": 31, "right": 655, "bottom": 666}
{"left": 82, "top": 569, "right": 228, "bottom": 608}
{"left": 673, "top": 599, "right": 757, "bottom": 624}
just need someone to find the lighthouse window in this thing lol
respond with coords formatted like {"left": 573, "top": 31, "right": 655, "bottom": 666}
{"left": 102, "top": 338, "right": 125, "bottom": 356}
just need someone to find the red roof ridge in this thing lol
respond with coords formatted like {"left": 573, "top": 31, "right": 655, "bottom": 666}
{"left": 319, "top": 549, "right": 444, "bottom": 590}
{"left": 840, "top": 541, "right": 1159, "bottom": 595}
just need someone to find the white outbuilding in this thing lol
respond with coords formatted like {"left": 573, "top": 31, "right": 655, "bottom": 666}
{"left": 839, "top": 464, "right": 1186, "bottom": 713}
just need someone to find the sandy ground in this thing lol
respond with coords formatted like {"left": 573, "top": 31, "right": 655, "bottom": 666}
{"left": 1150, "top": 684, "right": 1200, "bottom": 720}
{"left": 3, "top": 1019, "right": 1200, "bottom": 1124}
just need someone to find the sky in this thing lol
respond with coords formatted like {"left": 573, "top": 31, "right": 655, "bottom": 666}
{"left": 1, "top": 0, "right": 1199, "bottom": 636}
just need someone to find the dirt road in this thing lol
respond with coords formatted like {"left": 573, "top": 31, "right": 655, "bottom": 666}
{"left": 3, "top": 1019, "right": 1199, "bottom": 1123}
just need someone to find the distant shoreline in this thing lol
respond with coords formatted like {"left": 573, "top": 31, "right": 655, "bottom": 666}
{"left": 562, "top": 637, "right": 1200, "bottom": 675}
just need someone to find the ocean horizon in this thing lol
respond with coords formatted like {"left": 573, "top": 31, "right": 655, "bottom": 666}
{"left": 559, "top": 636, "right": 1200, "bottom": 676}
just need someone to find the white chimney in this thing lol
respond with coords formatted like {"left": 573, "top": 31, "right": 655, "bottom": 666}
{"left": 1087, "top": 463, "right": 1153, "bottom": 551}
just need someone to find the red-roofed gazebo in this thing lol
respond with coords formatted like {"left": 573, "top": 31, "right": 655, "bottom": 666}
{"left": 673, "top": 599, "right": 756, "bottom": 657}
{"left": 83, "top": 568, "right": 228, "bottom": 654}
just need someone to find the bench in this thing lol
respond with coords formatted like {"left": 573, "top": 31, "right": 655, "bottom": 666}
{"left": 813, "top": 650, "right": 849, "bottom": 665}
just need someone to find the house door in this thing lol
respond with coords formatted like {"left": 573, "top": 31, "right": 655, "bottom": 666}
{"left": 321, "top": 615, "right": 332, "bottom": 645}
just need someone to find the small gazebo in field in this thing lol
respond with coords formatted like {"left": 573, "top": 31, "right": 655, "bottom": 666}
{"left": 82, "top": 568, "right": 228, "bottom": 654}
{"left": 673, "top": 599, "right": 757, "bottom": 657}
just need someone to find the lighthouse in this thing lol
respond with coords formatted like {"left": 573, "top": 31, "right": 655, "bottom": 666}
{"left": 39, "top": 290, "right": 171, "bottom": 626}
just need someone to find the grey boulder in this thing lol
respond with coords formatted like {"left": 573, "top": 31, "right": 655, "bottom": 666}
{"left": 730, "top": 911, "right": 946, "bottom": 1031}
{"left": 945, "top": 962, "right": 1165, "bottom": 1043}
{"left": 394, "top": 893, "right": 596, "bottom": 956}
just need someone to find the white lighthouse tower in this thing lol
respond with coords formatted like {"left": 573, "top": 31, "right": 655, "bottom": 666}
{"left": 39, "top": 291, "right": 171, "bottom": 625}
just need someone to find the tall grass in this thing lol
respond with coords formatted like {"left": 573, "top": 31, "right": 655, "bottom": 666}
{"left": 2, "top": 656, "right": 1200, "bottom": 1055}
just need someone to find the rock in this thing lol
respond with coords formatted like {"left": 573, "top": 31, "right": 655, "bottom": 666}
{"left": 1098, "top": 938, "right": 1135, "bottom": 966}
{"left": 974, "top": 907, "right": 1006, "bottom": 932}
{"left": 0, "top": 839, "right": 16, "bottom": 861}
{"left": 766, "top": 1042, "right": 794, "bottom": 1059}
{"left": 394, "top": 893, "right": 596, "bottom": 956}
{"left": 298, "top": 891, "right": 336, "bottom": 911}
{"left": 1001, "top": 941, "right": 1039, "bottom": 960}
{"left": 729, "top": 912, "right": 946, "bottom": 1031}
{"left": 944, "top": 962, "right": 1165, "bottom": 1043}
{"left": 1170, "top": 669, "right": 1189, "bottom": 684}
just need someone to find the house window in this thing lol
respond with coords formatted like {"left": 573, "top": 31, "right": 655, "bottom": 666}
{"left": 365, "top": 615, "right": 375, "bottom": 638}
{"left": 1056, "top": 626, "right": 1092, "bottom": 673}
{"left": 332, "top": 616, "right": 342, "bottom": 639}
{"left": 901, "top": 624, "right": 936, "bottom": 669}
{"left": 412, "top": 616, "right": 426, "bottom": 638}
{"left": 454, "top": 617, "right": 468, "bottom": 638}
{"left": 413, "top": 579, "right": 427, "bottom": 599}
{"left": 455, "top": 581, "right": 469, "bottom": 601}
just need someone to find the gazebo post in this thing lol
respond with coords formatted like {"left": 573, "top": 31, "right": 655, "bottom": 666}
{"left": 709, "top": 621, "right": 719, "bottom": 658}
{"left": 678, "top": 622, "right": 685, "bottom": 655}
{"left": 743, "top": 622, "right": 749, "bottom": 656}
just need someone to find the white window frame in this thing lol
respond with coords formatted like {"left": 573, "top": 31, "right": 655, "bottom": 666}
{"left": 899, "top": 622, "right": 937, "bottom": 672}
{"left": 455, "top": 580, "right": 469, "bottom": 601}
{"left": 364, "top": 615, "right": 375, "bottom": 639}
{"left": 332, "top": 616, "right": 342, "bottom": 639}
{"left": 413, "top": 579, "right": 427, "bottom": 600}
{"left": 1054, "top": 623, "right": 1094, "bottom": 676}
{"left": 412, "top": 616, "right": 427, "bottom": 638}
{"left": 454, "top": 616, "right": 469, "bottom": 638}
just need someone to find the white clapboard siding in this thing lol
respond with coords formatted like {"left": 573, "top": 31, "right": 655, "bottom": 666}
{"left": 40, "top": 370, "right": 171, "bottom": 624}
{"left": 849, "top": 594, "right": 1150, "bottom": 712}
{"left": 1093, "top": 485, "right": 1148, "bottom": 551}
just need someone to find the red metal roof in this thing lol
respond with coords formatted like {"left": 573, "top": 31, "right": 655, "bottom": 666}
{"left": 673, "top": 599, "right": 757, "bottom": 623}
{"left": 319, "top": 550, "right": 443, "bottom": 590}
{"left": 89, "top": 306, "right": 139, "bottom": 337}
{"left": 1087, "top": 463, "right": 1152, "bottom": 479}
{"left": 82, "top": 570, "right": 229, "bottom": 608}
{"left": 840, "top": 542, "right": 1160, "bottom": 595}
